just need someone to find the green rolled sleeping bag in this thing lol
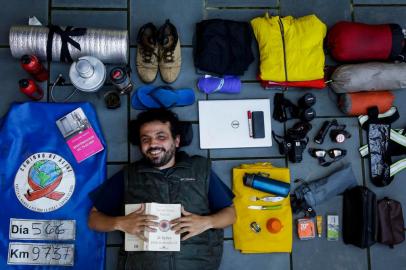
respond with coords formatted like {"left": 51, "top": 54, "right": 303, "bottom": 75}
{"left": 330, "top": 62, "right": 406, "bottom": 93}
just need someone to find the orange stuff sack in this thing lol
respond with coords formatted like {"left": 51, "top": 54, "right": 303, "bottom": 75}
{"left": 338, "top": 91, "right": 394, "bottom": 116}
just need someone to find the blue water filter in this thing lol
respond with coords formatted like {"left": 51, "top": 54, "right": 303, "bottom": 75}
{"left": 243, "top": 173, "right": 290, "bottom": 197}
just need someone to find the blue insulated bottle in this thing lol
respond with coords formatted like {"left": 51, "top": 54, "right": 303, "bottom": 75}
{"left": 243, "top": 173, "right": 290, "bottom": 197}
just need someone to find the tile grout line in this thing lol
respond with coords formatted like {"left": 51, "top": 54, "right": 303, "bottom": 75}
{"left": 46, "top": 0, "right": 52, "bottom": 103}
{"left": 354, "top": 3, "right": 406, "bottom": 7}
{"left": 367, "top": 247, "right": 372, "bottom": 270}
{"left": 51, "top": 7, "right": 127, "bottom": 11}
{"left": 211, "top": 156, "right": 286, "bottom": 161}
{"left": 203, "top": 0, "right": 208, "bottom": 19}
{"left": 126, "top": 0, "right": 131, "bottom": 164}
{"left": 107, "top": 161, "right": 129, "bottom": 165}
{"left": 277, "top": 3, "right": 294, "bottom": 268}
{"left": 350, "top": 0, "right": 355, "bottom": 22}
{"left": 205, "top": 6, "right": 279, "bottom": 10}
{"left": 274, "top": 4, "right": 296, "bottom": 266}
{"left": 349, "top": 3, "right": 372, "bottom": 270}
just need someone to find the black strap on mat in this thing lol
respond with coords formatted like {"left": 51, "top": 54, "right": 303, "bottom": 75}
{"left": 359, "top": 106, "right": 399, "bottom": 130}
{"left": 47, "top": 25, "right": 87, "bottom": 62}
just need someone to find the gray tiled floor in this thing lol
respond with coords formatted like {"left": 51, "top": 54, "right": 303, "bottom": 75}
{"left": 1, "top": 0, "right": 406, "bottom": 270}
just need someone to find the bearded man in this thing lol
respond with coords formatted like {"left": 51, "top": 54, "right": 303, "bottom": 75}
{"left": 88, "top": 109, "right": 236, "bottom": 270}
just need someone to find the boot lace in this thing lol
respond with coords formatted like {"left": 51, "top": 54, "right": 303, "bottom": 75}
{"left": 162, "top": 48, "right": 174, "bottom": 63}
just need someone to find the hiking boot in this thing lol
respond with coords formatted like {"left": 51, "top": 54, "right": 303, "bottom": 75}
{"left": 158, "top": 20, "right": 181, "bottom": 84}
{"left": 136, "top": 23, "right": 159, "bottom": 83}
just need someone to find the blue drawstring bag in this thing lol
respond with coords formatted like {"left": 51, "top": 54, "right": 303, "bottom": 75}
{"left": 0, "top": 102, "right": 106, "bottom": 270}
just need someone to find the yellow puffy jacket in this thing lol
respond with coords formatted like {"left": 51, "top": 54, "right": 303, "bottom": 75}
{"left": 251, "top": 13, "right": 326, "bottom": 82}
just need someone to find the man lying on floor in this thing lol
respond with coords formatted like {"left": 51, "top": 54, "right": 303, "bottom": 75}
{"left": 88, "top": 109, "right": 236, "bottom": 270}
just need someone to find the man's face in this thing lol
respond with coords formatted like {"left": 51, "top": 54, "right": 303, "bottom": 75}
{"left": 139, "top": 121, "right": 180, "bottom": 169}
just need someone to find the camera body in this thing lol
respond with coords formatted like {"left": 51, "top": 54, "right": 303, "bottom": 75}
{"left": 279, "top": 138, "right": 308, "bottom": 163}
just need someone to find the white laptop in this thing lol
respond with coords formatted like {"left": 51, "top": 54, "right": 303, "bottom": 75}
{"left": 198, "top": 99, "right": 272, "bottom": 149}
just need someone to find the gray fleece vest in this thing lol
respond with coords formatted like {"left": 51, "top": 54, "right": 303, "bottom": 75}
{"left": 121, "top": 152, "right": 224, "bottom": 270}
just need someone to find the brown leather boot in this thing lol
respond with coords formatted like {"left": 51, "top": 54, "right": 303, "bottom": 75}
{"left": 158, "top": 20, "right": 181, "bottom": 84}
{"left": 136, "top": 23, "right": 159, "bottom": 83}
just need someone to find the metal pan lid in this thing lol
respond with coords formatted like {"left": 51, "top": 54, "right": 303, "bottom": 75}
{"left": 69, "top": 56, "right": 106, "bottom": 92}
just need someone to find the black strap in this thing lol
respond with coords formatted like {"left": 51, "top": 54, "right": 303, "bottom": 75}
{"left": 272, "top": 131, "right": 287, "bottom": 155}
{"left": 292, "top": 179, "right": 315, "bottom": 217}
{"left": 361, "top": 106, "right": 400, "bottom": 130}
{"left": 398, "top": 45, "right": 406, "bottom": 63}
{"left": 368, "top": 106, "right": 380, "bottom": 120}
{"left": 273, "top": 93, "right": 287, "bottom": 122}
{"left": 273, "top": 93, "right": 299, "bottom": 122}
{"left": 47, "top": 25, "right": 87, "bottom": 62}
{"left": 287, "top": 121, "right": 312, "bottom": 140}
{"left": 389, "top": 24, "right": 405, "bottom": 62}
{"left": 272, "top": 131, "right": 284, "bottom": 146}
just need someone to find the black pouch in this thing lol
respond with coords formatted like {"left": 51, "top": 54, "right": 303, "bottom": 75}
{"left": 343, "top": 186, "right": 377, "bottom": 248}
{"left": 377, "top": 197, "right": 405, "bottom": 248}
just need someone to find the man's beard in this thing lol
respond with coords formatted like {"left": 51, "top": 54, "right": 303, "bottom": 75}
{"left": 144, "top": 143, "right": 176, "bottom": 168}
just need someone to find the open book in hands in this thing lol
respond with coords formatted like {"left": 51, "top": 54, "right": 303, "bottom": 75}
{"left": 125, "top": 203, "right": 181, "bottom": 251}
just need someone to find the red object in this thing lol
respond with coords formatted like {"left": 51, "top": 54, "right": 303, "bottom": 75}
{"left": 338, "top": 91, "right": 395, "bottom": 116}
{"left": 328, "top": 21, "right": 399, "bottom": 62}
{"left": 267, "top": 218, "right": 283, "bottom": 233}
{"left": 247, "top": 111, "right": 253, "bottom": 137}
{"left": 260, "top": 79, "right": 326, "bottom": 89}
{"left": 21, "top": 55, "right": 49, "bottom": 82}
{"left": 24, "top": 175, "right": 64, "bottom": 201}
{"left": 112, "top": 69, "right": 122, "bottom": 79}
{"left": 19, "top": 79, "right": 44, "bottom": 101}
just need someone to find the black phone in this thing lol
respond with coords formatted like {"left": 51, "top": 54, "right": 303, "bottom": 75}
{"left": 252, "top": 111, "right": 265, "bottom": 138}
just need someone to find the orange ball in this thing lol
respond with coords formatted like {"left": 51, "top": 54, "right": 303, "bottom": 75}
{"left": 267, "top": 218, "right": 283, "bottom": 233}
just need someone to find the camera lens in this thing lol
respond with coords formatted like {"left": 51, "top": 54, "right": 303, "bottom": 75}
{"left": 299, "top": 93, "right": 316, "bottom": 108}
{"left": 301, "top": 108, "right": 316, "bottom": 121}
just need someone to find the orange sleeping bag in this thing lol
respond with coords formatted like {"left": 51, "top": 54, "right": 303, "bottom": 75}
{"left": 338, "top": 91, "right": 395, "bottom": 116}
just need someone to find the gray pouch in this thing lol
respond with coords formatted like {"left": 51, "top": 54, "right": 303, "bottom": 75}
{"left": 330, "top": 62, "right": 406, "bottom": 93}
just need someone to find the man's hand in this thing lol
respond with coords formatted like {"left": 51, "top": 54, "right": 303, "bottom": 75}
{"left": 115, "top": 204, "right": 159, "bottom": 241}
{"left": 170, "top": 207, "right": 212, "bottom": 241}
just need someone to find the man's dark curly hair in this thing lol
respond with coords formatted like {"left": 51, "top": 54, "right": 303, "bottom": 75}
{"left": 131, "top": 109, "right": 180, "bottom": 144}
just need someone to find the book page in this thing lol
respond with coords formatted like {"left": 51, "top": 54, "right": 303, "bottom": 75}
{"left": 124, "top": 204, "right": 144, "bottom": 251}
{"left": 124, "top": 203, "right": 181, "bottom": 252}
{"left": 145, "top": 203, "right": 181, "bottom": 252}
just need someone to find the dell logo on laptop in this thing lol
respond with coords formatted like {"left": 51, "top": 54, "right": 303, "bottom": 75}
{"left": 231, "top": 120, "right": 240, "bottom": 129}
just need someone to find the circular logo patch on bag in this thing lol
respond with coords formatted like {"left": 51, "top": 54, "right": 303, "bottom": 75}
{"left": 14, "top": 153, "right": 75, "bottom": 212}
